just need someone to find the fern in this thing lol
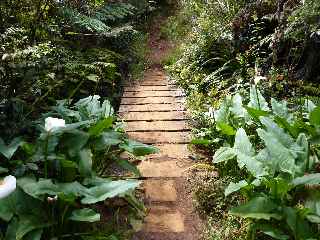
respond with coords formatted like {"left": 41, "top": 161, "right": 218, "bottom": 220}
{"left": 95, "top": 3, "right": 135, "bottom": 23}
{"left": 61, "top": 8, "right": 110, "bottom": 33}
{"left": 59, "top": 3, "right": 136, "bottom": 34}
{"left": 103, "top": 25, "right": 136, "bottom": 38}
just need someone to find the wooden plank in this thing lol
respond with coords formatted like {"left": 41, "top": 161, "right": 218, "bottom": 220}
{"left": 124, "top": 121, "right": 190, "bottom": 131}
{"left": 124, "top": 85, "right": 177, "bottom": 92}
{"left": 120, "top": 97, "right": 185, "bottom": 105}
{"left": 128, "top": 132, "right": 190, "bottom": 144}
{"left": 120, "top": 111, "right": 188, "bottom": 121}
{"left": 123, "top": 90, "right": 185, "bottom": 98}
{"left": 118, "top": 103, "right": 186, "bottom": 112}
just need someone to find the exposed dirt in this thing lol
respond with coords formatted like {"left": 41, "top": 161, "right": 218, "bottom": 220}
{"left": 147, "top": 15, "right": 175, "bottom": 65}
{"left": 118, "top": 11, "right": 201, "bottom": 240}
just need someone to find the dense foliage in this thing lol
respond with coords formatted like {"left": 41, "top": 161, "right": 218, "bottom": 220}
{"left": 164, "top": 0, "right": 320, "bottom": 239}
{"left": 0, "top": 0, "right": 150, "bottom": 139}
{"left": 0, "top": 96, "right": 158, "bottom": 239}
{"left": 0, "top": 0, "right": 161, "bottom": 239}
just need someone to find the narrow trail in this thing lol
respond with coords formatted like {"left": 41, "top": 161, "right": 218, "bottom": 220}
{"left": 118, "top": 14, "right": 201, "bottom": 240}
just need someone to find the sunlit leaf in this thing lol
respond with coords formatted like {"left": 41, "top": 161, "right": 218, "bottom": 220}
{"left": 225, "top": 180, "right": 248, "bottom": 196}
{"left": 78, "top": 148, "right": 93, "bottom": 178}
{"left": 88, "top": 117, "right": 113, "bottom": 136}
{"left": 69, "top": 208, "right": 100, "bottom": 222}
{"left": 120, "top": 140, "right": 158, "bottom": 156}
{"left": 213, "top": 147, "right": 236, "bottom": 163}
{"left": 310, "top": 106, "right": 320, "bottom": 126}
{"left": 230, "top": 196, "right": 281, "bottom": 220}
{"left": 0, "top": 137, "right": 23, "bottom": 160}
{"left": 81, "top": 180, "right": 140, "bottom": 204}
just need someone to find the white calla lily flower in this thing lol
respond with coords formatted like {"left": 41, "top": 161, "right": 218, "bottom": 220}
{"left": 208, "top": 107, "right": 215, "bottom": 119}
{"left": 254, "top": 76, "right": 267, "bottom": 85}
{"left": 0, "top": 175, "right": 16, "bottom": 199}
{"left": 45, "top": 117, "right": 66, "bottom": 132}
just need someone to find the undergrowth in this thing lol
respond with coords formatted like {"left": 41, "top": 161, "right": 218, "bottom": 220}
{"left": 165, "top": 0, "right": 320, "bottom": 239}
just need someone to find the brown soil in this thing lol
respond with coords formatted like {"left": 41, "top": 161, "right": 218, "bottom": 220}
{"left": 119, "top": 11, "right": 201, "bottom": 240}
{"left": 146, "top": 14, "right": 175, "bottom": 66}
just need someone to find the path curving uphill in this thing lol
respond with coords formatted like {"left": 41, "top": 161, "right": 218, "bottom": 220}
{"left": 119, "top": 67, "right": 200, "bottom": 240}
{"left": 118, "top": 11, "right": 201, "bottom": 239}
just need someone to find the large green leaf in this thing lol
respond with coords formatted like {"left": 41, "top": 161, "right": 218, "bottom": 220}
{"left": 256, "top": 224, "right": 289, "bottom": 240}
{"left": 292, "top": 173, "right": 320, "bottom": 186}
{"left": 216, "top": 122, "right": 236, "bottom": 136}
{"left": 233, "top": 128, "right": 267, "bottom": 176}
{"left": 257, "top": 129, "right": 296, "bottom": 175}
{"left": 234, "top": 128, "right": 254, "bottom": 157}
{"left": 101, "top": 100, "right": 114, "bottom": 118}
{"left": 212, "top": 147, "right": 236, "bottom": 163}
{"left": 15, "top": 188, "right": 44, "bottom": 219}
{"left": 57, "top": 181, "right": 89, "bottom": 197}
{"left": 260, "top": 117, "right": 294, "bottom": 148}
{"left": 245, "top": 106, "right": 269, "bottom": 121}
{"left": 230, "top": 93, "right": 246, "bottom": 117}
{"left": 24, "top": 229, "right": 43, "bottom": 240}
{"left": 120, "top": 140, "right": 159, "bottom": 156}
{"left": 230, "top": 196, "right": 281, "bottom": 220}
{"left": 237, "top": 153, "right": 267, "bottom": 177}
{"left": 69, "top": 208, "right": 100, "bottom": 222}
{"left": 88, "top": 117, "right": 113, "bottom": 136}
{"left": 75, "top": 95, "right": 114, "bottom": 120}
{"left": 5, "top": 217, "right": 18, "bottom": 240}
{"left": 60, "top": 129, "right": 89, "bottom": 157}
{"left": 305, "top": 99, "right": 316, "bottom": 113}
{"left": 284, "top": 207, "right": 313, "bottom": 239}
{"left": 0, "top": 137, "right": 23, "bottom": 160}
{"left": 306, "top": 214, "right": 320, "bottom": 224}
{"left": 295, "top": 133, "right": 309, "bottom": 174}
{"left": 78, "top": 148, "right": 93, "bottom": 177}
{"left": 81, "top": 180, "right": 140, "bottom": 204}
{"left": 305, "top": 192, "right": 320, "bottom": 222}
{"left": 274, "top": 116, "right": 299, "bottom": 138}
{"left": 214, "top": 97, "right": 230, "bottom": 122}
{"left": 248, "top": 85, "right": 270, "bottom": 111}
{"left": 310, "top": 106, "right": 320, "bottom": 126}
{"left": 16, "top": 215, "right": 51, "bottom": 240}
{"left": 271, "top": 98, "right": 293, "bottom": 123}
{"left": 0, "top": 191, "right": 17, "bottom": 221}
{"left": 0, "top": 166, "right": 9, "bottom": 173}
{"left": 93, "top": 131, "right": 123, "bottom": 151}
{"left": 18, "top": 178, "right": 59, "bottom": 200}
{"left": 82, "top": 176, "right": 112, "bottom": 187}
{"left": 60, "top": 159, "right": 78, "bottom": 182}
{"left": 225, "top": 180, "right": 248, "bottom": 196}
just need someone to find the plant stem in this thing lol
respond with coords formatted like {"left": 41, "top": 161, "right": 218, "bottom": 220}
{"left": 255, "top": 85, "right": 261, "bottom": 110}
{"left": 44, "top": 132, "right": 50, "bottom": 178}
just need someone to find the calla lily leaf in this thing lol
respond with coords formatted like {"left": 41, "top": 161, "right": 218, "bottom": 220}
{"left": 69, "top": 208, "right": 100, "bottom": 222}
{"left": 0, "top": 137, "right": 23, "bottom": 160}
{"left": 81, "top": 180, "right": 140, "bottom": 204}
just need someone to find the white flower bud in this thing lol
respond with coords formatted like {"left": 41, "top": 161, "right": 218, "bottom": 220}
{"left": 0, "top": 175, "right": 16, "bottom": 199}
{"left": 45, "top": 117, "right": 66, "bottom": 132}
{"left": 254, "top": 76, "right": 267, "bottom": 85}
{"left": 47, "top": 195, "right": 58, "bottom": 203}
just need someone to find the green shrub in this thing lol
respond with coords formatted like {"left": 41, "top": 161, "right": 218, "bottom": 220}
{"left": 0, "top": 95, "right": 158, "bottom": 239}
{"left": 212, "top": 89, "right": 320, "bottom": 239}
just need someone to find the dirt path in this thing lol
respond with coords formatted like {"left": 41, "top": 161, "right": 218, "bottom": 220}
{"left": 118, "top": 14, "right": 201, "bottom": 240}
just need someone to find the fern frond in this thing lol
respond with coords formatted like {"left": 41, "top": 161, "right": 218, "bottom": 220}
{"left": 60, "top": 8, "right": 110, "bottom": 33}
{"left": 95, "top": 3, "right": 136, "bottom": 23}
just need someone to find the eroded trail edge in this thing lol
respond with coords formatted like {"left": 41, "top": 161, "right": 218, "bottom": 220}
{"left": 119, "top": 68, "right": 200, "bottom": 239}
